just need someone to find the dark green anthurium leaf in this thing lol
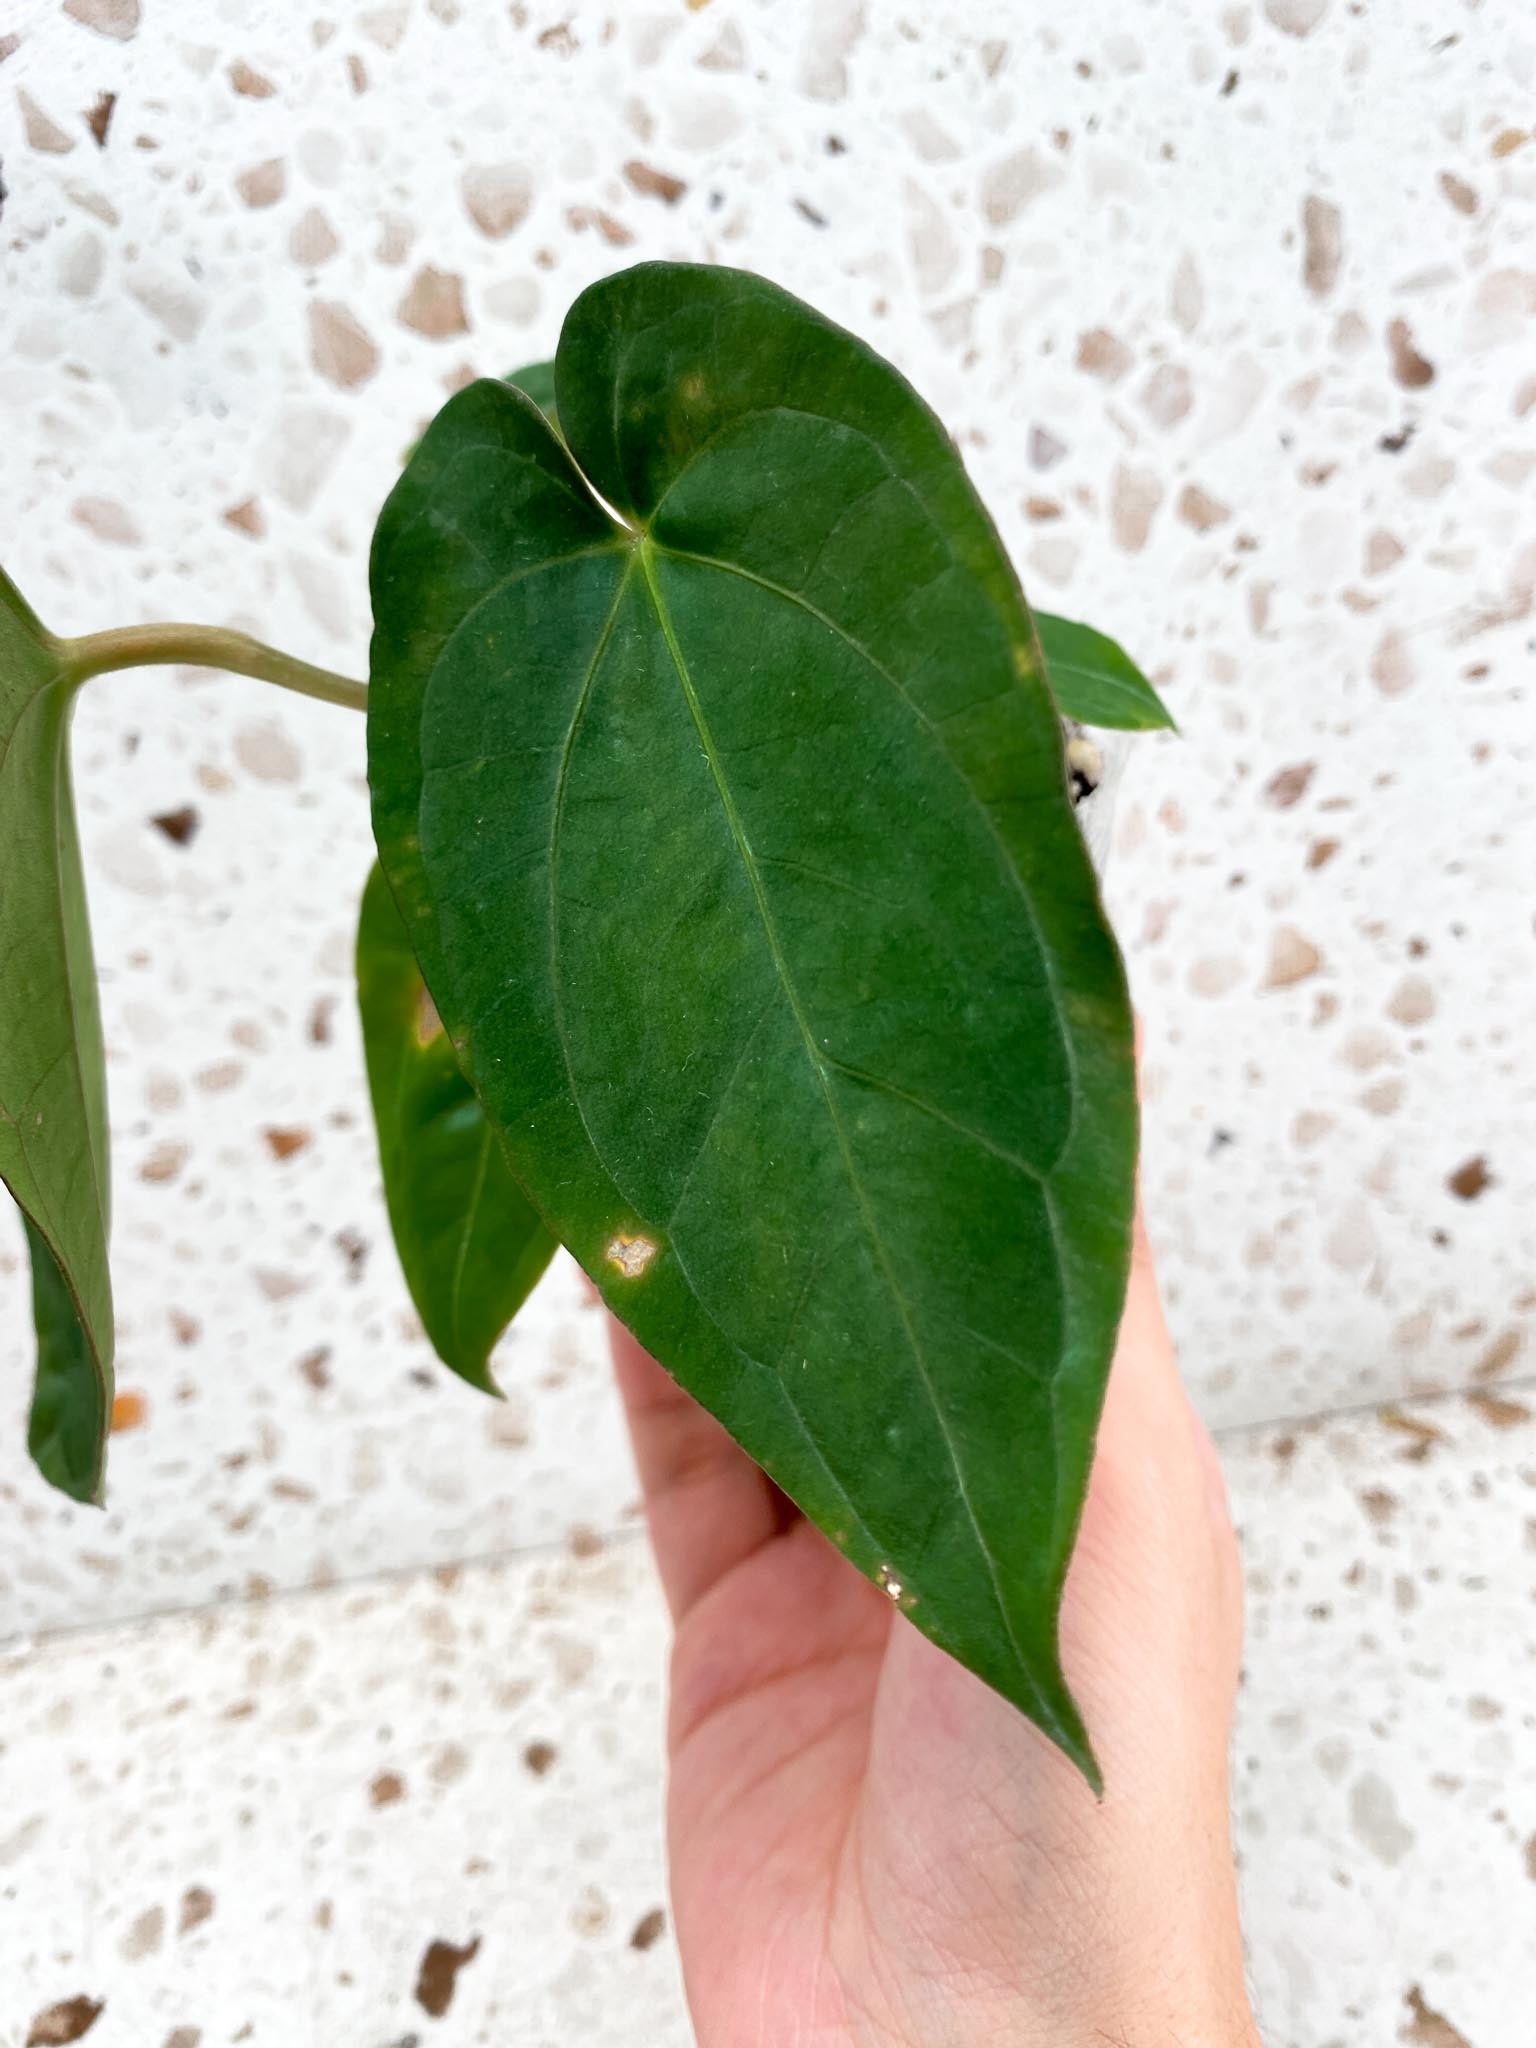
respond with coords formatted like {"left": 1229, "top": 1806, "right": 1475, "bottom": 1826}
{"left": 368, "top": 262, "right": 1137, "bottom": 1782}
{"left": 0, "top": 567, "right": 113, "bottom": 1503}
{"left": 1035, "top": 611, "right": 1176, "bottom": 732}
{"left": 356, "top": 861, "right": 556, "bottom": 1393}
{"left": 506, "top": 359, "right": 559, "bottom": 434}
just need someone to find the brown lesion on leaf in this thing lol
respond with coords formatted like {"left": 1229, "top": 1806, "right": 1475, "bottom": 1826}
{"left": 605, "top": 1232, "right": 658, "bottom": 1279}
{"left": 415, "top": 985, "right": 444, "bottom": 1046}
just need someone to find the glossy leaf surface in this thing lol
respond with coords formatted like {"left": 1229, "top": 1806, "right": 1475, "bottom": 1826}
{"left": 368, "top": 263, "right": 1137, "bottom": 1778}
{"left": 357, "top": 861, "right": 555, "bottom": 1392}
{"left": 0, "top": 568, "right": 112, "bottom": 1502}
{"left": 1035, "top": 611, "right": 1175, "bottom": 732}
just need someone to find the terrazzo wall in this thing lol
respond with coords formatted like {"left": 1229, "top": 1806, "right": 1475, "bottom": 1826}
{"left": 2, "top": 0, "right": 1533, "bottom": 1625}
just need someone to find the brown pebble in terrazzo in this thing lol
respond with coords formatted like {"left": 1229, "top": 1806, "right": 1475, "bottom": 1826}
{"left": 566, "top": 204, "right": 635, "bottom": 246}
{"left": 361, "top": 5, "right": 410, "bottom": 51}
{"left": 1265, "top": 0, "right": 1329, "bottom": 34}
{"left": 139, "top": 1141, "right": 189, "bottom": 1184}
{"left": 461, "top": 164, "right": 531, "bottom": 239}
{"left": 196, "top": 1060, "right": 244, "bottom": 1095}
{"left": 222, "top": 497, "right": 265, "bottom": 537}
{"left": 234, "top": 158, "right": 285, "bottom": 208}
{"left": 84, "top": 91, "right": 115, "bottom": 146}
{"left": 1075, "top": 327, "right": 1133, "bottom": 382}
{"left": 289, "top": 206, "right": 340, "bottom": 265}
{"left": 370, "top": 1770, "right": 406, "bottom": 1806}
{"left": 71, "top": 496, "right": 140, "bottom": 545}
{"left": 263, "top": 1126, "right": 311, "bottom": 1162}
{"left": 1265, "top": 926, "right": 1323, "bottom": 989}
{"left": 1028, "top": 425, "right": 1067, "bottom": 469}
{"left": 20, "top": 90, "right": 76, "bottom": 152}
{"left": 1491, "top": 128, "right": 1530, "bottom": 159}
{"left": 429, "top": 1742, "right": 469, "bottom": 1786}
{"left": 253, "top": 1268, "right": 307, "bottom": 1302}
{"left": 1306, "top": 837, "right": 1340, "bottom": 869}
{"left": 1387, "top": 974, "right": 1434, "bottom": 1025}
{"left": 624, "top": 159, "right": 687, "bottom": 203}
{"left": 630, "top": 1907, "right": 667, "bottom": 1951}
{"left": 1263, "top": 761, "right": 1316, "bottom": 808}
{"left": 1176, "top": 482, "right": 1228, "bottom": 530}
{"left": 1301, "top": 195, "right": 1342, "bottom": 295}
{"left": 522, "top": 1739, "right": 558, "bottom": 1776}
{"left": 64, "top": 0, "right": 139, "bottom": 36}
{"left": 1110, "top": 464, "right": 1162, "bottom": 551}
{"left": 1370, "top": 628, "right": 1415, "bottom": 696}
{"left": 1467, "top": 1389, "right": 1531, "bottom": 1430}
{"left": 1473, "top": 1329, "right": 1522, "bottom": 1381}
{"left": 1387, "top": 317, "right": 1435, "bottom": 389}
{"left": 398, "top": 266, "right": 469, "bottom": 339}
{"left": 298, "top": 1345, "right": 332, "bottom": 1390}
{"left": 121, "top": 1905, "right": 164, "bottom": 1959}
{"left": 1439, "top": 171, "right": 1478, "bottom": 215}
{"left": 26, "top": 1999, "right": 104, "bottom": 2047}
{"left": 163, "top": 2031, "right": 201, "bottom": 2048}
{"left": 1139, "top": 362, "right": 1192, "bottom": 428}
{"left": 0, "top": 33, "right": 20, "bottom": 61}
{"left": 1360, "top": 1076, "right": 1404, "bottom": 1116}
{"left": 1401, "top": 1986, "right": 1473, "bottom": 2048}
{"left": 335, "top": 1227, "right": 369, "bottom": 1277}
{"left": 1359, "top": 1486, "right": 1398, "bottom": 1527}
{"left": 1349, "top": 1773, "right": 1415, "bottom": 1864}
{"left": 1379, "top": 1406, "right": 1447, "bottom": 1463}
{"left": 1365, "top": 529, "right": 1404, "bottom": 573}
{"left": 151, "top": 805, "right": 200, "bottom": 846}
{"left": 178, "top": 1886, "right": 214, "bottom": 1935}
{"left": 229, "top": 59, "right": 276, "bottom": 98}
{"left": 234, "top": 722, "right": 301, "bottom": 783}
{"left": 980, "top": 146, "right": 1060, "bottom": 226}
{"left": 414, "top": 1935, "right": 481, "bottom": 2018}
{"left": 1447, "top": 1155, "right": 1490, "bottom": 1201}
{"left": 309, "top": 301, "right": 380, "bottom": 390}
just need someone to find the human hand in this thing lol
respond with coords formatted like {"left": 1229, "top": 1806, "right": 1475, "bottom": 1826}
{"left": 609, "top": 1203, "right": 1260, "bottom": 2047}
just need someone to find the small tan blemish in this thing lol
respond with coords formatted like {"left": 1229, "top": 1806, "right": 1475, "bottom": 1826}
{"left": 605, "top": 1233, "right": 658, "bottom": 1279}
{"left": 416, "top": 985, "right": 444, "bottom": 1046}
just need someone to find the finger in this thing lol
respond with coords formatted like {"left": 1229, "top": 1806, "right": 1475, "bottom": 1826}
{"left": 606, "top": 1314, "right": 794, "bottom": 1622}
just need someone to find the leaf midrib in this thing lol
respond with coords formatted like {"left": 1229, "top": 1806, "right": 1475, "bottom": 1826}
{"left": 633, "top": 539, "right": 1066, "bottom": 1743}
{"left": 658, "top": 542, "right": 1080, "bottom": 1181}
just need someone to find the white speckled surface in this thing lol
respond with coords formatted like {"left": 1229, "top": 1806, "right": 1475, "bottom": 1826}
{"left": 1, "top": 1, "right": 1534, "bottom": 2041}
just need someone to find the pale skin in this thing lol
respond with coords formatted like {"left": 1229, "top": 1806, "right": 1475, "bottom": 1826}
{"left": 608, "top": 1201, "right": 1262, "bottom": 2048}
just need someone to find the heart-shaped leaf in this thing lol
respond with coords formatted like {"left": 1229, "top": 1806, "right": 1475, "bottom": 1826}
{"left": 0, "top": 568, "right": 113, "bottom": 1503}
{"left": 506, "top": 359, "right": 560, "bottom": 433}
{"left": 368, "top": 263, "right": 1136, "bottom": 1779}
{"left": 1035, "top": 612, "right": 1176, "bottom": 731}
{"left": 356, "top": 860, "right": 555, "bottom": 1391}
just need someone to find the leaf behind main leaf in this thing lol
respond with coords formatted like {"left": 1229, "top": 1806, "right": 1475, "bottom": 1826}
{"left": 368, "top": 264, "right": 1137, "bottom": 1781}
{"left": 1036, "top": 611, "right": 1176, "bottom": 731}
{"left": 0, "top": 567, "right": 113, "bottom": 1503}
{"left": 356, "top": 861, "right": 555, "bottom": 1391}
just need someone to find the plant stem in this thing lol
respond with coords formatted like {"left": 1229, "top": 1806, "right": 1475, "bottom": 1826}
{"left": 56, "top": 623, "right": 367, "bottom": 713}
